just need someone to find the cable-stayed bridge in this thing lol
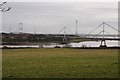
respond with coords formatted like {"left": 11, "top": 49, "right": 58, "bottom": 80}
{"left": 1, "top": 22, "right": 120, "bottom": 48}
{"left": 57, "top": 22, "right": 120, "bottom": 47}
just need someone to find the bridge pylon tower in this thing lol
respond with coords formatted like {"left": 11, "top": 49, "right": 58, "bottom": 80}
{"left": 58, "top": 26, "right": 73, "bottom": 47}
{"left": 100, "top": 22, "right": 107, "bottom": 48}
{"left": 87, "top": 22, "right": 119, "bottom": 48}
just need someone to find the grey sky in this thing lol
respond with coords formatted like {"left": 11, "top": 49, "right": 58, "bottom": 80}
{"left": 2, "top": 2, "right": 118, "bottom": 34}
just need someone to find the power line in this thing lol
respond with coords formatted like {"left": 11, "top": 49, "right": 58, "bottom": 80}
{"left": 0, "top": 2, "right": 11, "bottom": 12}
{"left": 86, "top": 23, "right": 103, "bottom": 36}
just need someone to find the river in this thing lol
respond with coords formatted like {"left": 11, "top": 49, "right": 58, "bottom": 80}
{"left": 1, "top": 40, "right": 119, "bottom": 48}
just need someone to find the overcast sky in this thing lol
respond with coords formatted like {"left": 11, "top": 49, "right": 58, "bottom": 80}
{"left": 2, "top": 2, "right": 118, "bottom": 34}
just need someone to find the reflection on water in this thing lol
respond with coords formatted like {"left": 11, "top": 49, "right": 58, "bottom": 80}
{"left": 1, "top": 41, "right": 119, "bottom": 48}
{"left": 71, "top": 41, "right": 119, "bottom": 47}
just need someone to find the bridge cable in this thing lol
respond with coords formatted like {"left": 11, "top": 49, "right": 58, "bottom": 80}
{"left": 92, "top": 30, "right": 116, "bottom": 39}
{"left": 93, "top": 30, "right": 103, "bottom": 38}
{"left": 58, "top": 27, "right": 65, "bottom": 34}
{"left": 86, "top": 23, "right": 103, "bottom": 36}
{"left": 66, "top": 27, "right": 74, "bottom": 35}
{"left": 104, "top": 30, "right": 116, "bottom": 39}
{"left": 104, "top": 22, "right": 120, "bottom": 32}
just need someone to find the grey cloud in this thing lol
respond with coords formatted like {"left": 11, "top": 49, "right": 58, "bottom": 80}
{"left": 2, "top": 2, "right": 118, "bottom": 34}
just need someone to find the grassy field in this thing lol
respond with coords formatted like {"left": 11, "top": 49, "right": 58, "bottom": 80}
{"left": 2, "top": 48, "right": 118, "bottom": 78}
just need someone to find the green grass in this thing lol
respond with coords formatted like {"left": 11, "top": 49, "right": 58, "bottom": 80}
{"left": 2, "top": 48, "right": 118, "bottom": 78}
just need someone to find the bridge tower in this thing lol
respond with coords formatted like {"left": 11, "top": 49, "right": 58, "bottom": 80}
{"left": 62, "top": 26, "right": 71, "bottom": 47}
{"left": 58, "top": 26, "right": 73, "bottom": 48}
{"left": 87, "top": 22, "right": 119, "bottom": 48}
{"left": 63, "top": 26, "right": 67, "bottom": 43}
{"left": 99, "top": 22, "right": 107, "bottom": 47}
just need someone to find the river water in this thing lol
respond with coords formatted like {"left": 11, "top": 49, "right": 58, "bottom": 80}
{"left": 71, "top": 41, "right": 119, "bottom": 47}
{"left": 1, "top": 40, "right": 119, "bottom": 48}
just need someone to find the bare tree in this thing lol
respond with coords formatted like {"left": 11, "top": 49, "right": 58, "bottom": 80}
{"left": 0, "top": 2, "right": 11, "bottom": 12}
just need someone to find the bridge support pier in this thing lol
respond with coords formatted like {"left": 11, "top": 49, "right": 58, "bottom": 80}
{"left": 99, "top": 40, "right": 107, "bottom": 48}
{"left": 39, "top": 43, "right": 43, "bottom": 48}
{"left": 64, "top": 43, "right": 72, "bottom": 48}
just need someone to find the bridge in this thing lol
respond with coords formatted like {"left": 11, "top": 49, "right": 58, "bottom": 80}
{"left": 57, "top": 22, "right": 119, "bottom": 47}
{"left": 1, "top": 22, "right": 119, "bottom": 48}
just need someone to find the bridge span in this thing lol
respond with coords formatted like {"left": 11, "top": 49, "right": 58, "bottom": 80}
{"left": 1, "top": 22, "right": 120, "bottom": 48}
